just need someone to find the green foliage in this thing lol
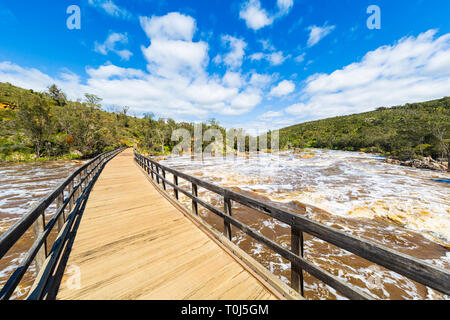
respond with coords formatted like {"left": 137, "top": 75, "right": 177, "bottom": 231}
{"left": 0, "top": 82, "right": 229, "bottom": 161}
{"left": 279, "top": 97, "right": 450, "bottom": 161}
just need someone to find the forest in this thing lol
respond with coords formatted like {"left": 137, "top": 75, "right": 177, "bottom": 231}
{"left": 278, "top": 97, "right": 450, "bottom": 164}
{"left": 0, "top": 82, "right": 224, "bottom": 161}
{"left": 0, "top": 81, "right": 449, "bottom": 168}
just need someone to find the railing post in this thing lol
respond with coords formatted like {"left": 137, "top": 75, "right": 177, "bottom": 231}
{"left": 192, "top": 183, "right": 198, "bottom": 215}
{"left": 173, "top": 175, "right": 179, "bottom": 200}
{"left": 223, "top": 196, "right": 232, "bottom": 240}
{"left": 156, "top": 166, "right": 160, "bottom": 184}
{"left": 32, "top": 212, "right": 47, "bottom": 273}
{"left": 56, "top": 192, "right": 65, "bottom": 231}
{"left": 162, "top": 169, "right": 166, "bottom": 190}
{"left": 151, "top": 163, "right": 155, "bottom": 180}
{"left": 291, "top": 227, "right": 304, "bottom": 296}
{"left": 68, "top": 180, "right": 74, "bottom": 216}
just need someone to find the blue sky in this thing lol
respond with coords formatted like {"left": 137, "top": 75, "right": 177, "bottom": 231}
{"left": 1, "top": 0, "right": 450, "bottom": 133}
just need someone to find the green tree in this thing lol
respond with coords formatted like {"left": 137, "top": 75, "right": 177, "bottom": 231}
{"left": 16, "top": 97, "right": 54, "bottom": 157}
{"left": 47, "top": 84, "right": 67, "bottom": 106}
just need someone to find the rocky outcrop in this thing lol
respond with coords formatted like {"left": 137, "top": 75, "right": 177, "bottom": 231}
{"left": 386, "top": 157, "right": 448, "bottom": 171}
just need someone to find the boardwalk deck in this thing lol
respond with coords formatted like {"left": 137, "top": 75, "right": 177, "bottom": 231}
{"left": 56, "top": 149, "right": 278, "bottom": 300}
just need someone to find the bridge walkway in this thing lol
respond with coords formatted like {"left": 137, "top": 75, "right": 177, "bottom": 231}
{"left": 55, "top": 149, "right": 278, "bottom": 300}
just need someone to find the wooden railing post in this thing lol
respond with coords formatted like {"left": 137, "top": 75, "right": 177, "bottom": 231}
{"left": 156, "top": 166, "right": 160, "bottom": 184}
{"left": 223, "top": 197, "right": 232, "bottom": 240}
{"left": 173, "top": 175, "right": 179, "bottom": 200}
{"left": 162, "top": 169, "right": 166, "bottom": 190}
{"left": 56, "top": 192, "right": 65, "bottom": 231}
{"left": 150, "top": 163, "right": 155, "bottom": 180}
{"left": 68, "top": 180, "right": 74, "bottom": 216}
{"left": 32, "top": 212, "right": 47, "bottom": 273}
{"left": 192, "top": 183, "right": 198, "bottom": 215}
{"left": 291, "top": 227, "right": 304, "bottom": 296}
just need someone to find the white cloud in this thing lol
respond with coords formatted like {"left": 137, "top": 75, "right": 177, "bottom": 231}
{"left": 222, "top": 71, "right": 244, "bottom": 88}
{"left": 276, "top": 0, "right": 293, "bottom": 15}
{"left": 214, "top": 35, "right": 247, "bottom": 69}
{"left": 139, "top": 13, "right": 208, "bottom": 78}
{"left": 239, "top": 0, "right": 273, "bottom": 31}
{"left": 239, "top": 0, "right": 294, "bottom": 31}
{"left": 307, "top": 24, "right": 335, "bottom": 47}
{"left": 286, "top": 30, "right": 450, "bottom": 120}
{"left": 270, "top": 80, "right": 295, "bottom": 96}
{"left": 94, "top": 32, "right": 133, "bottom": 61}
{"left": 249, "top": 73, "right": 273, "bottom": 87}
{"left": 250, "top": 52, "right": 264, "bottom": 61}
{"left": 250, "top": 51, "right": 289, "bottom": 66}
{"left": 295, "top": 53, "right": 306, "bottom": 63}
{"left": 267, "top": 51, "right": 289, "bottom": 65}
{"left": 258, "top": 110, "right": 283, "bottom": 120}
{"left": 88, "top": 0, "right": 132, "bottom": 19}
{"left": 139, "top": 13, "right": 196, "bottom": 41}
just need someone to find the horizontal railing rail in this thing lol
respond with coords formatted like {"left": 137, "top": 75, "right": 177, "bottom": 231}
{"left": 0, "top": 147, "right": 125, "bottom": 300}
{"left": 134, "top": 151, "right": 450, "bottom": 300}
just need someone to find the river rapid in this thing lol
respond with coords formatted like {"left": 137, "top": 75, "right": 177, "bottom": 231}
{"left": 157, "top": 149, "right": 450, "bottom": 300}
{"left": 0, "top": 160, "right": 85, "bottom": 299}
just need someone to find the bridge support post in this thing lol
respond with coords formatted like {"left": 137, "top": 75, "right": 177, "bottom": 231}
{"left": 290, "top": 227, "right": 304, "bottom": 296}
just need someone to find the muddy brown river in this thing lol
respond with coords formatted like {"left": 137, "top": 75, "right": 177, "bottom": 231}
{"left": 0, "top": 149, "right": 449, "bottom": 300}
{"left": 0, "top": 160, "right": 85, "bottom": 299}
{"left": 158, "top": 149, "right": 450, "bottom": 300}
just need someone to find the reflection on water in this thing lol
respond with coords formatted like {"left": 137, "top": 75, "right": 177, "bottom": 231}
{"left": 0, "top": 160, "right": 85, "bottom": 299}
{"left": 158, "top": 149, "right": 450, "bottom": 300}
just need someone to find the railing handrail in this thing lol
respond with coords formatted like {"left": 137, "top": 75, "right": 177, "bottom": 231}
{"left": 134, "top": 151, "right": 450, "bottom": 299}
{"left": 0, "top": 147, "right": 125, "bottom": 299}
{"left": 0, "top": 149, "right": 117, "bottom": 259}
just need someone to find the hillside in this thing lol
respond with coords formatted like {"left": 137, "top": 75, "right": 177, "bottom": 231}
{"left": 0, "top": 82, "right": 224, "bottom": 161}
{"left": 279, "top": 97, "right": 450, "bottom": 165}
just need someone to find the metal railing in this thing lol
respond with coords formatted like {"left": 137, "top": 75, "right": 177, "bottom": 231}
{"left": 0, "top": 147, "right": 125, "bottom": 300}
{"left": 135, "top": 151, "right": 450, "bottom": 300}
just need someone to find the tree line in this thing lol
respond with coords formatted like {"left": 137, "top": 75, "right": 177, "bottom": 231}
{"left": 279, "top": 97, "right": 450, "bottom": 168}
{"left": 0, "top": 82, "right": 228, "bottom": 160}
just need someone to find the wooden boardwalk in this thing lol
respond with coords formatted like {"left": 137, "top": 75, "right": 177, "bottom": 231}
{"left": 56, "top": 149, "right": 278, "bottom": 300}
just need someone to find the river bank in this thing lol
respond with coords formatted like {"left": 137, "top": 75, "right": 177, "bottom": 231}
{"left": 386, "top": 156, "right": 449, "bottom": 172}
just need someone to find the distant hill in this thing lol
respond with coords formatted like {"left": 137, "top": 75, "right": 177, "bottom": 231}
{"left": 279, "top": 97, "right": 450, "bottom": 161}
